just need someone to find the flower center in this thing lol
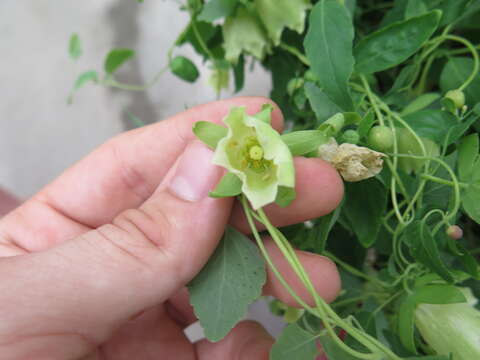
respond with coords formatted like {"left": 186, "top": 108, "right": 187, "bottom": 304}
{"left": 249, "top": 145, "right": 264, "bottom": 160}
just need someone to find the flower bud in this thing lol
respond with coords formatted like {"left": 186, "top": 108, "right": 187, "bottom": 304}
{"left": 445, "top": 89, "right": 465, "bottom": 109}
{"left": 304, "top": 69, "right": 318, "bottom": 82}
{"left": 342, "top": 129, "right": 360, "bottom": 144}
{"left": 415, "top": 288, "right": 480, "bottom": 360}
{"left": 446, "top": 225, "right": 463, "bottom": 240}
{"left": 287, "top": 77, "right": 304, "bottom": 95}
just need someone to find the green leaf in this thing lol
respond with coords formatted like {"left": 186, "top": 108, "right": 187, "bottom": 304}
{"left": 405, "top": 0, "right": 428, "bottom": 19}
{"left": 73, "top": 70, "right": 98, "bottom": 91}
{"left": 405, "top": 356, "right": 450, "bottom": 360}
{"left": 188, "top": 227, "right": 266, "bottom": 342}
{"left": 69, "top": 33, "right": 82, "bottom": 60}
{"left": 400, "top": 93, "right": 440, "bottom": 116}
{"left": 320, "top": 331, "right": 358, "bottom": 360}
{"left": 304, "top": 82, "right": 343, "bottom": 125}
{"left": 192, "top": 121, "right": 227, "bottom": 149}
{"left": 255, "top": 0, "right": 311, "bottom": 46}
{"left": 170, "top": 55, "right": 200, "bottom": 82}
{"left": 388, "top": 64, "right": 417, "bottom": 94}
{"left": 458, "top": 134, "right": 479, "bottom": 181}
{"left": 405, "top": 221, "right": 454, "bottom": 282}
{"left": 275, "top": 186, "right": 296, "bottom": 207}
{"left": 315, "top": 201, "right": 343, "bottom": 253}
{"left": 437, "top": 0, "right": 471, "bottom": 27}
{"left": 67, "top": 70, "right": 99, "bottom": 104}
{"left": 126, "top": 111, "right": 145, "bottom": 128}
{"left": 402, "top": 109, "right": 457, "bottom": 144}
{"left": 444, "top": 107, "right": 480, "bottom": 145}
{"left": 233, "top": 55, "right": 245, "bottom": 93}
{"left": 344, "top": 178, "right": 388, "bottom": 247}
{"left": 413, "top": 285, "right": 467, "bottom": 305}
{"left": 440, "top": 57, "right": 480, "bottom": 106}
{"left": 176, "top": 21, "right": 219, "bottom": 59}
{"left": 104, "top": 48, "right": 135, "bottom": 74}
{"left": 354, "top": 10, "right": 441, "bottom": 74}
{"left": 198, "top": 0, "right": 237, "bottom": 22}
{"left": 281, "top": 130, "right": 328, "bottom": 156}
{"left": 357, "top": 110, "right": 375, "bottom": 139}
{"left": 462, "top": 182, "right": 480, "bottom": 224}
{"left": 270, "top": 323, "right": 318, "bottom": 360}
{"left": 304, "top": 0, "right": 354, "bottom": 110}
{"left": 398, "top": 296, "right": 417, "bottom": 354}
{"left": 209, "top": 173, "right": 242, "bottom": 198}
{"left": 223, "top": 7, "right": 270, "bottom": 64}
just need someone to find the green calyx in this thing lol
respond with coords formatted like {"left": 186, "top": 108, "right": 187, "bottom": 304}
{"left": 213, "top": 106, "right": 295, "bottom": 209}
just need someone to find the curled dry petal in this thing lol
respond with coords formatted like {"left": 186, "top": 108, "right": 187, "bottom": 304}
{"left": 318, "top": 138, "right": 386, "bottom": 182}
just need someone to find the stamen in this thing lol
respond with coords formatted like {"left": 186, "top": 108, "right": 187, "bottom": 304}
{"left": 249, "top": 145, "right": 264, "bottom": 160}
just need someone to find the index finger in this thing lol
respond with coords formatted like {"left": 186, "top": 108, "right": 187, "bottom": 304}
{"left": 0, "top": 97, "right": 283, "bottom": 252}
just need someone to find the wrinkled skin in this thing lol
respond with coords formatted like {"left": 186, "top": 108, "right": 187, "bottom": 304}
{"left": 0, "top": 97, "right": 343, "bottom": 360}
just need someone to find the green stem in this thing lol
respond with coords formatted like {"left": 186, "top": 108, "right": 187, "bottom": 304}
{"left": 241, "top": 197, "right": 313, "bottom": 312}
{"left": 446, "top": 43, "right": 480, "bottom": 56}
{"left": 332, "top": 295, "right": 370, "bottom": 308}
{"left": 324, "top": 251, "right": 387, "bottom": 288}
{"left": 255, "top": 207, "right": 398, "bottom": 359}
{"left": 191, "top": 18, "right": 216, "bottom": 61}
{"left": 279, "top": 43, "right": 310, "bottom": 66}
{"left": 102, "top": 65, "right": 169, "bottom": 91}
{"left": 442, "top": 35, "right": 479, "bottom": 90}
{"left": 420, "top": 174, "right": 469, "bottom": 189}
{"left": 391, "top": 154, "right": 461, "bottom": 222}
{"left": 360, "top": 75, "right": 385, "bottom": 126}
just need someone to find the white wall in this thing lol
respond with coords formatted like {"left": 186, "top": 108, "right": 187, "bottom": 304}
{"left": 0, "top": 0, "right": 271, "bottom": 198}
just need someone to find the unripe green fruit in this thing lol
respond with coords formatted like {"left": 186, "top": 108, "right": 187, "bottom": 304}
{"left": 287, "top": 77, "right": 304, "bottom": 95}
{"left": 304, "top": 69, "right": 318, "bottom": 82}
{"left": 368, "top": 126, "right": 394, "bottom": 151}
{"left": 170, "top": 55, "right": 199, "bottom": 83}
{"left": 342, "top": 129, "right": 360, "bottom": 144}
{"left": 445, "top": 89, "right": 465, "bottom": 109}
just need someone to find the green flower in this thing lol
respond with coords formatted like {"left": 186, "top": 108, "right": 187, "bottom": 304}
{"left": 213, "top": 106, "right": 295, "bottom": 209}
{"left": 415, "top": 288, "right": 480, "bottom": 360}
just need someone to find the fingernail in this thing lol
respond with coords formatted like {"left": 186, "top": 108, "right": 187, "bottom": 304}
{"left": 169, "top": 142, "right": 220, "bottom": 202}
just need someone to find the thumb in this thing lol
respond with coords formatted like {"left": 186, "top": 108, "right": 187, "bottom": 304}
{"left": 0, "top": 142, "right": 231, "bottom": 346}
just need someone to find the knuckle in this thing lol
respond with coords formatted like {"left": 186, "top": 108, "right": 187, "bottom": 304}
{"left": 112, "top": 205, "right": 173, "bottom": 251}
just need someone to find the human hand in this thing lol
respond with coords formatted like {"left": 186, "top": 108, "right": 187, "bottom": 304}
{"left": 0, "top": 97, "right": 343, "bottom": 360}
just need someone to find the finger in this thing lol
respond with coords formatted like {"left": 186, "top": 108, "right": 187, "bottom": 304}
{"left": 231, "top": 157, "right": 344, "bottom": 232}
{"left": 262, "top": 238, "right": 341, "bottom": 307}
{"left": 0, "top": 97, "right": 283, "bottom": 253}
{"left": 166, "top": 287, "right": 197, "bottom": 327}
{"left": 99, "top": 306, "right": 194, "bottom": 360}
{"left": 0, "top": 188, "right": 20, "bottom": 217}
{"left": 196, "top": 320, "right": 273, "bottom": 360}
{"left": 0, "top": 141, "right": 234, "bottom": 356}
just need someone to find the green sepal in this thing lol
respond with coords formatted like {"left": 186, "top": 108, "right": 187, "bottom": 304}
{"left": 192, "top": 121, "right": 228, "bottom": 149}
{"left": 317, "top": 113, "right": 345, "bottom": 137}
{"left": 209, "top": 173, "right": 243, "bottom": 198}
{"left": 275, "top": 186, "right": 296, "bottom": 208}
{"left": 281, "top": 130, "right": 329, "bottom": 156}
{"left": 253, "top": 103, "right": 273, "bottom": 124}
